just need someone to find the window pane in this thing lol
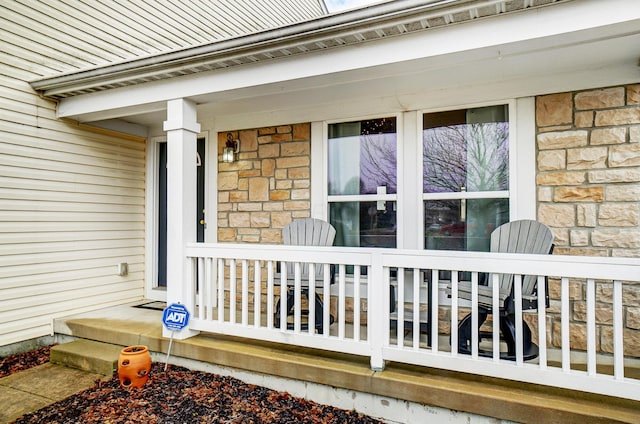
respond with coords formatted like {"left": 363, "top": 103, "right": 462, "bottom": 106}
{"left": 328, "top": 117, "right": 397, "bottom": 195}
{"left": 423, "top": 105, "right": 509, "bottom": 193}
{"left": 330, "top": 201, "right": 396, "bottom": 248}
{"left": 424, "top": 198, "right": 509, "bottom": 252}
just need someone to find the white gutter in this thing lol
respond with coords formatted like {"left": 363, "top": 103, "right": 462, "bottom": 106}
{"left": 30, "top": 0, "right": 511, "bottom": 96}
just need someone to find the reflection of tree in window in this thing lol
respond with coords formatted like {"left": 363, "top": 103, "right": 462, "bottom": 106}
{"left": 423, "top": 123, "right": 508, "bottom": 193}
{"left": 422, "top": 105, "right": 510, "bottom": 253}
{"left": 360, "top": 132, "right": 397, "bottom": 194}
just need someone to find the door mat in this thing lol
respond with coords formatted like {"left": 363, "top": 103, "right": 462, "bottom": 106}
{"left": 134, "top": 301, "right": 167, "bottom": 311}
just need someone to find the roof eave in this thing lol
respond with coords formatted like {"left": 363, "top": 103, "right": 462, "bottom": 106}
{"left": 30, "top": 0, "right": 520, "bottom": 98}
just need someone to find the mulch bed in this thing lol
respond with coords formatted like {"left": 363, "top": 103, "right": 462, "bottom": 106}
{"left": 2, "top": 346, "right": 384, "bottom": 423}
{"left": 0, "top": 345, "right": 52, "bottom": 378}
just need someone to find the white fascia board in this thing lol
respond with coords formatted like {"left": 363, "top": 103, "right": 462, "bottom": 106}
{"left": 56, "top": 0, "right": 640, "bottom": 120}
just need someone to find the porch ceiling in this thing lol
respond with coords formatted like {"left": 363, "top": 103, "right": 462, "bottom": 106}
{"left": 31, "top": 0, "right": 640, "bottom": 131}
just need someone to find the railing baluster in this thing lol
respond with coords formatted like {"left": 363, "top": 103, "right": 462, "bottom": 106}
{"left": 241, "top": 260, "right": 249, "bottom": 326}
{"left": 254, "top": 260, "right": 261, "bottom": 328}
{"left": 338, "top": 264, "right": 346, "bottom": 339}
{"left": 205, "top": 257, "right": 217, "bottom": 321}
{"left": 514, "top": 274, "right": 523, "bottom": 365}
{"left": 308, "top": 263, "right": 316, "bottom": 334}
{"left": 537, "top": 275, "right": 547, "bottom": 369}
{"left": 431, "top": 270, "right": 439, "bottom": 352}
{"left": 471, "top": 271, "right": 478, "bottom": 358}
{"left": 229, "top": 259, "right": 237, "bottom": 324}
{"left": 492, "top": 273, "right": 500, "bottom": 361}
{"left": 294, "top": 262, "right": 301, "bottom": 333}
{"left": 354, "top": 265, "right": 361, "bottom": 341}
{"left": 323, "top": 264, "right": 330, "bottom": 337}
{"left": 451, "top": 271, "right": 458, "bottom": 356}
{"left": 413, "top": 268, "right": 420, "bottom": 349}
{"left": 561, "top": 277, "right": 570, "bottom": 372}
{"left": 198, "top": 257, "right": 205, "bottom": 320}
{"left": 267, "top": 260, "right": 274, "bottom": 328}
{"left": 217, "top": 258, "right": 225, "bottom": 322}
{"left": 397, "top": 267, "right": 405, "bottom": 348}
{"left": 587, "top": 278, "right": 596, "bottom": 376}
{"left": 280, "top": 265, "right": 287, "bottom": 331}
{"left": 613, "top": 280, "right": 624, "bottom": 380}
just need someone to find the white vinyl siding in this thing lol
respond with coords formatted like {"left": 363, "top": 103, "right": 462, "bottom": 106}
{"left": 1, "top": 0, "right": 326, "bottom": 77}
{"left": 0, "top": 6, "right": 149, "bottom": 346}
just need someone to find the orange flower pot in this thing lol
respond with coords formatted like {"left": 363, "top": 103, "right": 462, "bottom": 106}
{"left": 118, "top": 345, "right": 151, "bottom": 388}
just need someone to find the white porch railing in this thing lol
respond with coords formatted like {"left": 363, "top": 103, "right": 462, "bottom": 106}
{"left": 183, "top": 243, "right": 640, "bottom": 401}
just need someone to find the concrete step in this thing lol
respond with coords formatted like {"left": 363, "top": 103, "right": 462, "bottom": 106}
{"left": 50, "top": 340, "right": 123, "bottom": 376}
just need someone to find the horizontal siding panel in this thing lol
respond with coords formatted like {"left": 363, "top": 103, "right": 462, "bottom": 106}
{"left": 0, "top": 255, "right": 145, "bottom": 280}
{"left": 0, "top": 230, "right": 145, "bottom": 245}
{"left": 0, "top": 123, "right": 146, "bottom": 163}
{"left": 3, "top": 271, "right": 145, "bottom": 302}
{"left": 0, "top": 92, "right": 38, "bottom": 116}
{"left": 2, "top": 280, "right": 144, "bottom": 313}
{"left": 0, "top": 238, "right": 144, "bottom": 257}
{"left": 0, "top": 246, "right": 144, "bottom": 267}
{"left": 1, "top": 289, "right": 145, "bottom": 334}
{"left": 0, "top": 85, "right": 56, "bottom": 112}
{"left": 0, "top": 141, "right": 145, "bottom": 178}
{"left": 0, "top": 162, "right": 145, "bottom": 190}
{"left": 2, "top": 325, "right": 54, "bottom": 347}
{"left": 0, "top": 175, "right": 145, "bottom": 198}
{"left": 0, "top": 51, "right": 63, "bottom": 80}
{"left": 15, "top": 0, "right": 151, "bottom": 57}
{"left": 58, "top": 0, "right": 176, "bottom": 54}
{"left": 0, "top": 199, "right": 144, "bottom": 215}
{"left": 0, "top": 220, "right": 145, "bottom": 233}
{"left": 1, "top": 30, "right": 90, "bottom": 72}
{"left": 0, "top": 187, "right": 144, "bottom": 207}
{"left": 3, "top": 2, "right": 126, "bottom": 65}
{"left": 2, "top": 263, "right": 145, "bottom": 291}
{"left": 0, "top": 210, "right": 144, "bottom": 223}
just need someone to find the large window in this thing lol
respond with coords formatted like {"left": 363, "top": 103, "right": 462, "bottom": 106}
{"left": 423, "top": 105, "right": 510, "bottom": 252}
{"left": 324, "top": 104, "right": 513, "bottom": 253}
{"left": 327, "top": 117, "right": 397, "bottom": 248}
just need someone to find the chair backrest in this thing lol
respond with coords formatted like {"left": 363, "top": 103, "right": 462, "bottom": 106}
{"left": 489, "top": 219, "right": 554, "bottom": 298}
{"left": 282, "top": 218, "right": 336, "bottom": 280}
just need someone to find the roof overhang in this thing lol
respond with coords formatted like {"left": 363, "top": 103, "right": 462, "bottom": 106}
{"left": 30, "top": 0, "right": 640, "bottom": 131}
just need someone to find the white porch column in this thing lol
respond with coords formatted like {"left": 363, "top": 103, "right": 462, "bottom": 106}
{"left": 163, "top": 98, "right": 201, "bottom": 339}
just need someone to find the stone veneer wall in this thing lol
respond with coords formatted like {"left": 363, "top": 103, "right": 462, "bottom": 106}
{"left": 217, "top": 124, "right": 311, "bottom": 243}
{"left": 535, "top": 84, "right": 640, "bottom": 357}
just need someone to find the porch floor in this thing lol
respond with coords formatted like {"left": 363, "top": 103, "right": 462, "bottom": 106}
{"left": 52, "top": 302, "right": 639, "bottom": 424}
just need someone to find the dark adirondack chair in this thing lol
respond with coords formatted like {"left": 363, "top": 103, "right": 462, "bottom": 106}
{"left": 455, "top": 219, "right": 554, "bottom": 360}
{"left": 274, "top": 218, "right": 336, "bottom": 333}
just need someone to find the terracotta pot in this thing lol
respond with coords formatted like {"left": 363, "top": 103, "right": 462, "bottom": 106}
{"left": 118, "top": 345, "right": 151, "bottom": 388}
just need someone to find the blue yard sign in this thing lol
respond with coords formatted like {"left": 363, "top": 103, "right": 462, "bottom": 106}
{"left": 162, "top": 303, "right": 190, "bottom": 332}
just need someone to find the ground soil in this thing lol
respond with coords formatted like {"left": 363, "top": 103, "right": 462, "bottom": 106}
{"left": 2, "top": 346, "right": 384, "bottom": 423}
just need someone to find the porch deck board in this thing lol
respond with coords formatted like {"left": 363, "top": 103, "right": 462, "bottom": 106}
{"left": 53, "top": 304, "right": 640, "bottom": 424}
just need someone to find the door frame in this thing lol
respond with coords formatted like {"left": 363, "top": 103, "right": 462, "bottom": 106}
{"left": 145, "top": 132, "right": 212, "bottom": 301}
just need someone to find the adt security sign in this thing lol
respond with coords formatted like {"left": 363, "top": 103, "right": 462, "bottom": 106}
{"left": 162, "top": 303, "right": 190, "bottom": 332}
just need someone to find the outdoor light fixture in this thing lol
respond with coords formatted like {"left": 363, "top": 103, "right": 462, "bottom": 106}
{"left": 222, "top": 132, "right": 240, "bottom": 163}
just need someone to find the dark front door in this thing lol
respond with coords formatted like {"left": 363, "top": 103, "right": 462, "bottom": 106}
{"left": 157, "top": 138, "right": 206, "bottom": 287}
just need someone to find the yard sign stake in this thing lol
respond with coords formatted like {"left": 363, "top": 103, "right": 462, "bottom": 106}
{"left": 161, "top": 303, "right": 191, "bottom": 371}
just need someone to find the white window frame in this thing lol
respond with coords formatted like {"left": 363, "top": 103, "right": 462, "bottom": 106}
{"left": 314, "top": 97, "right": 536, "bottom": 252}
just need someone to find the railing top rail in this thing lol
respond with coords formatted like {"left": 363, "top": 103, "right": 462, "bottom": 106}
{"left": 185, "top": 242, "right": 374, "bottom": 266}
{"left": 186, "top": 243, "right": 640, "bottom": 281}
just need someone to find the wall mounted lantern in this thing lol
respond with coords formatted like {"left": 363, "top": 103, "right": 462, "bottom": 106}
{"left": 222, "top": 132, "right": 240, "bottom": 163}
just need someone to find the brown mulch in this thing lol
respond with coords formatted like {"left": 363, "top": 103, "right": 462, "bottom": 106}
{"left": 2, "top": 346, "right": 384, "bottom": 423}
{"left": 0, "top": 345, "right": 52, "bottom": 378}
